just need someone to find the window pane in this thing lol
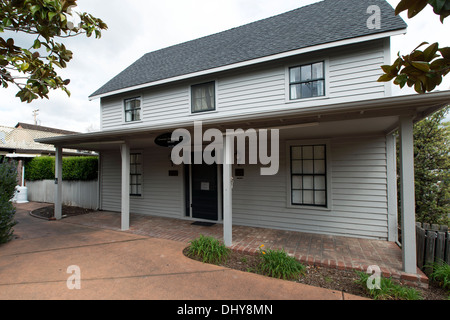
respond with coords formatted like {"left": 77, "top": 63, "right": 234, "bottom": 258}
{"left": 125, "top": 111, "right": 132, "bottom": 122}
{"left": 312, "top": 62, "right": 324, "bottom": 79}
{"left": 301, "top": 65, "right": 311, "bottom": 81}
{"left": 292, "top": 160, "right": 302, "bottom": 174}
{"left": 290, "top": 84, "right": 301, "bottom": 100}
{"left": 303, "top": 160, "right": 314, "bottom": 174}
{"left": 290, "top": 67, "right": 301, "bottom": 83}
{"left": 303, "top": 190, "right": 314, "bottom": 204}
{"left": 292, "top": 191, "right": 302, "bottom": 204}
{"left": 303, "top": 146, "right": 313, "bottom": 159}
{"left": 314, "top": 146, "right": 325, "bottom": 159}
{"left": 303, "top": 176, "right": 313, "bottom": 189}
{"left": 312, "top": 80, "right": 324, "bottom": 97}
{"left": 315, "top": 191, "right": 326, "bottom": 205}
{"left": 292, "top": 176, "right": 302, "bottom": 189}
{"left": 314, "top": 176, "right": 326, "bottom": 190}
{"left": 291, "top": 147, "right": 302, "bottom": 160}
{"left": 301, "top": 82, "right": 312, "bottom": 98}
{"left": 314, "top": 160, "right": 325, "bottom": 174}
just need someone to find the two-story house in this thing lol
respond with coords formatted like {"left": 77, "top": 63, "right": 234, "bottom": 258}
{"left": 39, "top": 0, "right": 450, "bottom": 275}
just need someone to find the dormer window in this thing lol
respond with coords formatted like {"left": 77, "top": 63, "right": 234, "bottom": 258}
{"left": 124, "top": 97, "right": 142, "bottom": 122}
{"left": 289, "top": 62, "right": 325, "bottom": 100}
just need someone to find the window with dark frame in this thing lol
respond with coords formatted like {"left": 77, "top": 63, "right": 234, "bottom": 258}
{"left": 130, "top": 153, "right": 142, "bottom": 196}
{"left": 191, "top": 81, "right": 216, "bottom": 113}
{"left": 290, "top": 145, "right": 327, "bottom": 207}
{"left": 289, "top": 62, "right": 325, "bottom": 100}
{"left": 124, "top": 97, "right": 141, "bottom": 122}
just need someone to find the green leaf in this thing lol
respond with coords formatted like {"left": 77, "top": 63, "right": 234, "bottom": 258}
{"left": 411, "top": 61, "right": 431, "bottom": 72}
{"left": 32, "top": 39, "right": 41, "bottom": 49}
{"left": 423, "top": 42, "right": 439, "bottom": 62}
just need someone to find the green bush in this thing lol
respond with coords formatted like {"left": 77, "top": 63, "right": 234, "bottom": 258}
{"left": 0, "top": 160, "right": 18, "bottom": 244}
{"left": 258, "top": 245, "right": 306, "bottom": 280}
{"left": 187, "top": 235, "right": 230, "bottom": 265}
{"left": 25, "top": 156, "right": 98, "bottom": 181}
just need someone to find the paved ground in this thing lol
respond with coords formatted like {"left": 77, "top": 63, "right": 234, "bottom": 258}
{"left": 0, "top": 203, "right": 367, "bottom": 300}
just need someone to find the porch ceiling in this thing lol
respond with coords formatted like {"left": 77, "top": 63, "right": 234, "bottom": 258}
{"left": 36, "top": 90, "right": 450, "bottom": 152}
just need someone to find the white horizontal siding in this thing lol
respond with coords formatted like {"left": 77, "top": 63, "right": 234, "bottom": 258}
{"left": 100, "top": 147, "right": 183, "bottom": 218}
{"left": 232, "top": 135, "right": 388, "bottom": 240}
{"left": 99, "top": 39, "right": 389, "bottom": 130}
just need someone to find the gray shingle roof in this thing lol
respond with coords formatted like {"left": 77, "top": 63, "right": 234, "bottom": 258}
{"left": 90, "top": 0, "right": 406, "bottom": 98}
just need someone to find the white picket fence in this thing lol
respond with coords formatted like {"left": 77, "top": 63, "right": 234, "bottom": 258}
{"left": 27, "top": 179, "right": 99, "bottom": 210}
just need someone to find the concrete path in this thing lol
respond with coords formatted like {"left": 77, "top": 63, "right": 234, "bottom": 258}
{"left": 0, "top": 203, "right": 367, "bottom": 300}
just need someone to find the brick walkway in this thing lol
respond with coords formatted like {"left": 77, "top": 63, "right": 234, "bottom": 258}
{"left": 60, "top": 209, "right": 428, "bottom": 287}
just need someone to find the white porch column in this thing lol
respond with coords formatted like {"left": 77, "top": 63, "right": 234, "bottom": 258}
{"left": 54, "top": 146, "right": 63, "bottom": 220}
{"left": 399, "top": 116, "right": 417, "bottom": 274}
{"left": 223, "top": 134, "right": 233, "bottom": 247}
{"left": 120, "top": 143, "right": 130, "bottom": 231}
{"left": 386, "top": 134, "right": 398, "bottom": 242}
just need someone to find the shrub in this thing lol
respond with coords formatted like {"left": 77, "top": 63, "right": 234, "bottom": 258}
{"left": 258, "top": 245, "right": 306, "bottom": 280}
{"left": 0, "top": 160, "right": 18, "bottom": 244}
{"left": 187, "top": 235, "right": 230, "bottom": 265}
{"left": 428, "top": 261, "right": 450, "bottom": 291}
{"left": 355, "top": 271, "right": 422, "bottom": 300}
{"left": 25, "top": 156, "right": 98, "bottom": 181}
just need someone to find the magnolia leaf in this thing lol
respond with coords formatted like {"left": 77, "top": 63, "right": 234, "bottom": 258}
{"left": 411, "top": 61, "right": 431, "bottom": 72}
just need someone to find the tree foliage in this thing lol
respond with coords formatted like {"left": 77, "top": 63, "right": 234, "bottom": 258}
{"left": 378, "top": 0, "right": 450, "bottom": 93}
{"left": 412, "top": 106, "right": 450, "bottom": 225}
{"left": 0, "top": 159, "right": 18, "bottom": 244}
{"left": 0, "top": 0, "right": 107, "bottom": 102}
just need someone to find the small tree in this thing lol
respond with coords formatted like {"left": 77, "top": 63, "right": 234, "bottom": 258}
{"left": 413, "top": 106, "right": 450, "bottom": 225}
{"left": 0, "top": 159, "right": 18, "bottom": 244}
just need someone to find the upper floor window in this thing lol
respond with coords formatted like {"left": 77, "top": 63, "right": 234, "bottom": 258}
{"left": 289, "top": 62, "right": 325, "bottom": 100}
{"left": 124, "top": 97, "right": 141, "bottom": 122}
{"left": 191, "top": 81, "right": 216, "bottom": 113}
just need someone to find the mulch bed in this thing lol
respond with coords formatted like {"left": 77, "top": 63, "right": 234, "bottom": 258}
{"left": 184, "top": 248, "right": 449, "bottom": 300}
{"left": 30, "top": 205, "right": 95, "bottom": 220}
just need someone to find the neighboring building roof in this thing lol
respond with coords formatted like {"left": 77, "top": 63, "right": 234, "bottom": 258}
{"left": 90, "top": 0, "right": 407, "bottom": 98}
{"left": 15, "top": 122, "right": 78, "bottom": 135}
{"left": 1, "top": 124, "right": 85, "bottom": 155}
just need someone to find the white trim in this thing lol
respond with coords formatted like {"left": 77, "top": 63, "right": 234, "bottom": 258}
{"left": 285, "top": 139, "right": 332, "bottom": 211}
{"left": 89, "top": 30, "right": 406, "bottom": 100}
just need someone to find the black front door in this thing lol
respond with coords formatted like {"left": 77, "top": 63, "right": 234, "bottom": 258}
{"left": 191, "top": 162, "right": 218, "bottom": 221}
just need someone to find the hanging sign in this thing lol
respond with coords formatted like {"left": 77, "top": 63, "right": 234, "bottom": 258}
{"left": 155, "top": 132, "right": 183, "bottom": 148}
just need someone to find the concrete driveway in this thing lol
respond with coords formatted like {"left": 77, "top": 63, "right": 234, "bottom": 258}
{"left": 0, "top": 203, "right": 366, "bottom": 300}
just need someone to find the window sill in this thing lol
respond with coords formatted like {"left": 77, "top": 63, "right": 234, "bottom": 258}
{"left": 286, "top": 204, "right": 332, "bottom": 211}
{"left": 285, "top": 95, "right": 329, "bottom": 104}
{"left": 189, "top": 110, "right": 219, "bottom": 116}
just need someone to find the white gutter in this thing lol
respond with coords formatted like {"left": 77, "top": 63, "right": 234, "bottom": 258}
{"left": 89, "top": 29, "right": 406, "bottom": 101}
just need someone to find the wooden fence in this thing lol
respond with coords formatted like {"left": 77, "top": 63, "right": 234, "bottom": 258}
{"left": 416, "top": 222, "right": 450, "bottom": 273}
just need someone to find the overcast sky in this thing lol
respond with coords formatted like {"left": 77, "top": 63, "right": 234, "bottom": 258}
{"left": 0, "top": 0, "right": 449, "bottom": 132}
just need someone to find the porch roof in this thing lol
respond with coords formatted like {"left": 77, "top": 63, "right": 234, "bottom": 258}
{"left": 37, "top": 90, "right": 450, "bottom": 151}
